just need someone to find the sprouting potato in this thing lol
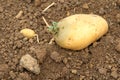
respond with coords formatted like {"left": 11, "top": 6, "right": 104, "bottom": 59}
{"left": 20, "top": 28, "right": 39, "bottom": 43}
{"left": 20, "top": 28, "right": 36, "bottom": 38}
{"left": 48, "top": 14, "right": 108, "bottom": 50}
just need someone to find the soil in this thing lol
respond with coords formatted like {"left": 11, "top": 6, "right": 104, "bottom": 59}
{"left": 0, "top": 0, "right": 120, "bottom": 80}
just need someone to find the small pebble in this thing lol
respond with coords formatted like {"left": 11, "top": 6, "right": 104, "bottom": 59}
{"left": 111, "top": 67, "right": 118, "bottom": 79}
{"left": 9, "top": 71, "right": 16, "bottom": 79}
{"left": 116, "top": 14, "right": 120, "bottom": 23}
{"left": 15, "top": 10, "right": 23, "bottom": 19}
{"left": 71, "top": 69, "right": 77, "bottom": 74}
{"left": 98, "top": 68, "right": 107, "bottom": 75}
{"left": 58, "top": 0, "right": 64, "bottom": 3}
{"left": 80, "top": 75, "right": 85, "bottom": 80}
{"left": 15, "top": 41, "right": 22, "bottom": 49}
{"left": 28, "top": 38, "right": 34, "bottom": 43}
{"left": 111, "top": 71, "right": 118, "bottom": 79}
{"left": 68, "top": 52, "right": 72, "bottom": 56}
{"left": 63, "top": 58, "right": 68, "bottom": 64}
{"left": 99, "top": 8, "right": 105, "bottom": 15}
{"left": 20, "top": 54, "right": 40, "bottom": 74}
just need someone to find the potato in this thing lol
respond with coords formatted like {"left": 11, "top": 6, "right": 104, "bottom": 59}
{"left": 20, "top": 28, "right": 36, "bottom": 38}
{"left": 20, "top": 28, "right": 40, "bottom": 43}
{"left": 54, "top": 14, "right": 108, "bottom": 50}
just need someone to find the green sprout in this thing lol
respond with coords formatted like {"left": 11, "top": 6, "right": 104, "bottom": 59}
{"left": 42, "top": 16, "right": 59, "bottom": 35}
{"left": 48, "top": 22, "right": 59, "bottom": 35}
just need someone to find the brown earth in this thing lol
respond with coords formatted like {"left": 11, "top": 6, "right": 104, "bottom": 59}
{"left": 0, "top": 0, "right": 120, "bottom": 80}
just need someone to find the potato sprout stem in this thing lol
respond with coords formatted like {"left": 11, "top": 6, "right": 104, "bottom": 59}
{"left": 48, "top": 37, "right": 55, "bottom": 44}
{"left": 42, "top": 2, "right": 55, "bottom": 13}
{"left": 42, "top": 16, "right": 56, "bottom": 44}
{"left": 42, "top": 16, "right": 50, "bottom": 27}
{"left": 35, "top": 34, "right": 40, "bottom": 43}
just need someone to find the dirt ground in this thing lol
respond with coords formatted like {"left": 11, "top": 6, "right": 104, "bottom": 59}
{"left": 0, "top": 0, "right": 120, "bottom": 80}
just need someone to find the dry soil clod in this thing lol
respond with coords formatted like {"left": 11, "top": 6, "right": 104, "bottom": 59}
{"left": 20, "top": 54, "right": 40, "bottom": 74}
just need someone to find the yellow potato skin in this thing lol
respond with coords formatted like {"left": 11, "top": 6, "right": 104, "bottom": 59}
{"left": 54, "top": 14, "right": 108, "bottom": 50}
{"left": 20, "top": 28, "right": 36, "bottom": 38}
